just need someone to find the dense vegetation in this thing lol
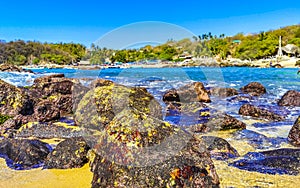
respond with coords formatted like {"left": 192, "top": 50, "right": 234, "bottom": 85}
{"left": 0, "top": 24, "right": 299, "bottom": 66}
{"left": 0, "top": 40, "right": 86, "bottom": 65}
{"left": 87, "top": 24, "right": 300, "bottom": 64}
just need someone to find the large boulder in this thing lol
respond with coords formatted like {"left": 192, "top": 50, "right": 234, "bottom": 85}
{"left": 0, "top": 138, "right": 51, "bottom": 170}
{"left": 239, "top": 104, "right": 284, "bottom": 121}
{"left": 209, "top": 87, "right": 238, "bottom": 98}
{"left": 75, "top": 84, "right": 162, "bottom": 130}
{"left": 288, "top": 116, "right": 300, "bottom": 146}
{"left": 29, "top": 74, "right": 76, "bottom": 116}
{"left": 89, "top": 108, "right": 219, "bottom": 187}
{"left": 44, "top": 137, "right": 90, "bottom": 169}
{"left": 278, "top": 90, "right": 300, "bottom": 106}
{"left": 0, "top": 79, "right": 34, "bottom": 116}
{"left": 240, "top": 82, "right": 266, "bottom": 96}
{"left": 163, "top": 82, "right": 211, "bottom": 103}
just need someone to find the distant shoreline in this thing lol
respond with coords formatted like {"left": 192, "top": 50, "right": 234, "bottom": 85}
{"left": 21, "top": 58, "right": 299, "bottom": 70}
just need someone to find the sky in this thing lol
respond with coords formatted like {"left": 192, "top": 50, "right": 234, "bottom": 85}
{"left": 1, "top": 0, "right": 300, "bottom": 48}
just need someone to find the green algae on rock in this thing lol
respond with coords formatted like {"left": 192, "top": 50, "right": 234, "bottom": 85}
{"left": 0, "top": 79, "right": 33, "bottom": 116}
{"left": 74, "top": 84, "right": 162, "bottom": 130}
{"left": 90, "top": 134, "right": 220, "bottom": 187}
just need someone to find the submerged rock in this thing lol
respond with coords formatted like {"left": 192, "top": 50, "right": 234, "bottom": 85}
{"left": 163, "top": 82, "right": 211, "bottom": 103}
{"left": 0, "top": 138, "right": 51, "bottom": 170}
{"left": 288, "top": 116, "right": 300, "bottom": 146}
{"left": 44, "top": 137, "right": 90, "bottom": 169}
{"left": 240, "top": 82, "right": 266, "bottom": 96}
{"left": 233, "top": 129, "right": 287, "bottom": 149}
{"left": 209, "top": 87, "right": 238, "bottom": 98}
{"left": 202, "top": 136, "right": 239, "bottom": 160}
{"left": 239, "top": 104, "right": 284, "bottom": 121}
{"left": 230, "top": 148, "right": 300, "bottom": 175}
{"left": 278, "top": 90, "right": 300, "bottom": 107}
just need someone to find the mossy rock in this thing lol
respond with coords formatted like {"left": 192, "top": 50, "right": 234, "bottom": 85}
{"left": 44, "top": 137, "right": 90, "bottom": 169}
{"left": 91, "top": 134, "right": 220, "bottom": 187}
{"left": 0, "top": 79, "right": 33, "bottom": 116}
{"left": 88, "top": 108, "right": 219, "bottom": 187}
{"left": 75, "top": 84, "right": 162, "bottom": 130}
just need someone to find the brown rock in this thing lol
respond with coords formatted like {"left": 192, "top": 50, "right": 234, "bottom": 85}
{"left": 278, "top": 90, "right": 300, "bottom": 107}
{"left": 288, "top": 116, "right": 300, "bottom": 146}
{"left": 239, "top": 104, "right": 284, "bottom": 121}
{"left": 0, "top": 79, "right": 34, "bottom": 116}
{"left": 0, "top": 64, "right": 33, "bottom": 73}
{"left": 209, "top": 87, "right": 239, "bottom": 98}
{"left": 163, "top": 82, "right": 211, "bottom": 103}
{"left": 240, "top": 82, "right": 266, "bottom": 96}
{"left": 44, "top": 137, "right": 89, "bottom": 169}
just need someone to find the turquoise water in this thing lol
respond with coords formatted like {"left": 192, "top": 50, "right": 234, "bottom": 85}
{"left": 1, "top": 67, "right": 299, "bottom": 137}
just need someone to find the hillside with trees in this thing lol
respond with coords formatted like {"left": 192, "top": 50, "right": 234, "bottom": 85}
{"left": 0, "top": 40, "right": 86, "bottom": 65}
{"left": 1, "top": 24, "right": 299, "bottom": 66}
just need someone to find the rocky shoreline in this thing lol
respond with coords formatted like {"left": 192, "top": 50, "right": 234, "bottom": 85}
{"left": 0, "top": 65, "right": 300, "bottom": 187}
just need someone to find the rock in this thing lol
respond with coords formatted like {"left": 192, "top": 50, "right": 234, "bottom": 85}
{"left": 209, "top": 87, "right": 238, "bottom": 98}
{"left": 0, "top": 79, "right": 34, "bottom": 116}
{"left": 89, "top": 109, "right": 220, "bottom": 187}
{"left": 74, "top": 81, "right": 219, "bottom": 187}
{"left": 0, "top": 138, "right": 51, "bottom": 170}
{"left": 72, "top": 83, "right": 90, "bottom": 113}
{"left": 278, "top": 90, "right": 300, "bottom": 106}
{"left": 239, "top": 104, "right": 284, "bottom": 121}
{"left": 163, "top": 82, "right": 211, "bottom": 103}
{"left": 90, "top": 78, "right": 114, "bottom": 88}
{"left": 75, "top": 84, "right": 162, "bottom": 130}
{"left": 33, "top": 73, "right": 65, "bottom": 84}
{"left": 163, "top": 89, "right": 180, "bottom": 103}
{"left": 206, "top": 113, "right": 246, "bottom": 131}
{"left": 32, "top": 75, "right": 74, "bottom": 97}
{"left": 288, "top": 116, "right": 300, "bottom": 146}
{"left": 0, "top": 64, "right": 33, "bottom": 73}
{"left": 230, "top": 148, "right": 300, "bottom": 175}
{"left": 240, "top": 82, "right": 266, "bottom": 96}
{"left": 26, "top": 74, "right": 80, "bottom": 120}
{"left": 44, "top": 137, "right": 89, "bottom": 169}
{"left": 14, "top": 121, "right": 83, "bottom": 139}
{"left": 34, "top": 100, "right": 60, "bottom": 122}
{"left": 202, "top": 136, "right": 239, "bottom": 160}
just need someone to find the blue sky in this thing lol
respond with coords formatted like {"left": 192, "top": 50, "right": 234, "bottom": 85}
{"left": 1, "top": 0, "right": 300, "bottom": 48}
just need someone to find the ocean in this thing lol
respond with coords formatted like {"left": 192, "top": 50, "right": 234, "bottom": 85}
{"left": 1, "top": 67, "right": 300, "bottom": 187}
